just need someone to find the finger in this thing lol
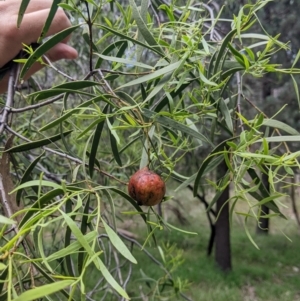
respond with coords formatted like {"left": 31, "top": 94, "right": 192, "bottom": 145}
{"left": 14, "top": 8, "right": 72, "bottom": 45}
{"left": 0, "top": 42, "right": 77, "bottom": 93}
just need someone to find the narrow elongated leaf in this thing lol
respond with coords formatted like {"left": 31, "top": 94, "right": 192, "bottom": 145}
{"left": 10, "top": 180, "right": 62, "bottom": 194}
{"left": 98, "top": 258, "right": 130, "bottom": 299}
{"left": 20, "top": 24, "right": 80, "bottom": 78}
{"left": 251, "top": 119, "right": 300, "bottom": 135}
{"left": 219, "top": 98, "right": 233, "bottom": 133}
{"left": 64, "top": 200, "right": 75, "bottom": 277}
{"left": 257, "top": 136, "right": 300, "bottom": 143}
{"left": 47, "top": 231, "right": 97, "bottom": 262}
{"left": 102, "top": 219, "right": 137, "bottom": 264}
{"left": 143, "top": 72, "right": 173, "bottom": 103}
{"left": 130, "top": 0, "right": 162, "bottom": 50}
{"left": 40, "top": 94, "right": 113, "bottom": 131}
{"left": 108, "top": 116, "right": 122, "bottom": 166}
{"left": 6, "top": 130, "right": 72, "bottom": 153}
{"left": 13, "top": 280, "right": 75, "bottom": 301}
{"left": 29, "top": 81, "right": 99, "bottom": 101}
{"left": 247, "top": 168, "right": 285, "bottom": 218}
{"left": 60, "top": 210, "right": 99, "bottom": 268}
{"left": 143, "top": 109, "right": 214, "bottom": 146}
{"left": 0, "top": 266, "right": 8, "bottom": 295}
{"left": 16, "top": 152, "right": 45, "bottom": 205}
{"left": 0, "top": 215, "right": 15, "bottom": 225}
{"left": 17, "top": 0, "right": 31, "bottom": 27}
{"left": 207, "top": 172, "right": 230, "bottom": 212}
{"left": 89, "top": 104, "right": 109, "bottom": 178}
{"left": 175, "top": 155, "right": 224, "bottom": 192}
{"left": 214, "top": 29, "right": 237, "bottom": 74}
{"left": 19, "top": 188, "right": 64, "bottom": 228}
{"left": 95, "top": 54, "right": 153, "bottom": 69}
{"left": 97, "top": 25, "right": 165, "bottom": 57}
{"left": 78, "top": 196, "right": 91, "bottom": 274}
{"left": 95, "top": 40, "right": 128, "bottom": 68}
{"left": 193, "top": 137, "right": 236, "bottom": 196}
{"left": 109, "top": 188, "right": 147, "bottom": 223}
{"left": 38, "top": 0, "right": 61, "bottom": 42}
{"left": 118, "top": 60, "right": 182, "bottom": 89}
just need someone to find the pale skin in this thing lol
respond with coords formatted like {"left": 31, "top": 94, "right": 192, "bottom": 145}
{"left": 0, "top": 0, "right": 78, "bottom": 93}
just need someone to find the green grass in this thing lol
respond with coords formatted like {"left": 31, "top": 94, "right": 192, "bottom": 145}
{"left": 124, "top": 221, "right": 300, "bottom": 301}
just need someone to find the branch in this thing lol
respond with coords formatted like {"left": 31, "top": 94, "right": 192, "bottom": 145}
{"left": 0, "top": 64, "right": 18, "bottom": 134}
{"left": 4, "top": 125, "right": 128, "bottom": 185}
{"left": 10, "top": 95, "right": 63, "bottom": 113}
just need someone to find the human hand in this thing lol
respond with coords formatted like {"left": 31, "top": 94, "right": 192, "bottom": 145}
{"left": 0, "top": 0, "right": 78, "bottom": 93}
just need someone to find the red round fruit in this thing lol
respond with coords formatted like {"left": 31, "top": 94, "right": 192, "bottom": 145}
{"left": 128, "top": 167, "right": 166, "bottom": 206}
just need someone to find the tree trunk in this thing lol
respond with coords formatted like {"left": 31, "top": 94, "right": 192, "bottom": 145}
{"left": 256, "top": 172, "right": 270, "bottom": 234}
{"left": 256, "top": 75, "right": 272, "bottom": 234}
{"left": 215, "top": 160, "right": 232, "bottom": 271}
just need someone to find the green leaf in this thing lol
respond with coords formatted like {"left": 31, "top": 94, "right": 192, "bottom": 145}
{"left": 251, "top": 119, "right": 300, "bottom": 135}
{"left": 143, "top": 109, "right": 214, "bottom": 146}
{"left": 40, "top": 94, "right": 113, "bottom": 131}
{"left": 19, "top": 188, "right": 64, "bottom": 228}
{"left": 257, "top": 136, "right": 300, "bottom": 143}
{"left": 193, "top": 137, "right": 236, "bottom": 196}
{"left": 47, "top": 231, "right": 97, "bottom": 262}
{"left": 165, "top": 222, "right": 198, "bottom": 235}
{"left": 219, "top": 98, "right": 233, "bottom": 133}
{"left": 214, "top": 29, "right": 237, "bottom": 74}
{"left": 89, "top": 104, "right": 109, "bottom": 178}
{"left": 109, "top": 188, "right": 147, "bottom": 224}
{"left": 118, "top": 60, "right": 182, "bottom": 89}
{"left": 60, "top": 210, "right": 99, "bottom": 268}
{"left": 108, "top": 118, "right": 122, "bottom": 166}
{"left": 247, "top": 168, "right": 285, "bottom": 218}
{"left": 17, "top": 0, "right": 31, "bottom": 27}
{"left": 20, "top": 24, "right": 80, "bottom": 78}
{"left": 102, "top": 219, "right": 137, "bottom": 264}
{"left": 38, "top": 0, "right": 61, "bottom": 42}
{"left": 29, "top": 81, "right": 100, "bottom": 101}
{"left": 130, "top": 0, "right": 163, "bottom": 50}
{"left": 13, "top": 280, "right": 75, "bottom": 301}
{"left": 97, "top": 24, "right": 165, "bottom": 57}
{"left": 0, "top": 215, "right": 16, "bottom": 225}
{"left": 78, "top": 195, "right": 91, "bottom": 274}
{"left": 16, "top": 152, "right": 45, "bottom": 206}
{"left": 0, "top": 266, "right": 8, "bottom": 296}
{"left": 95, "top": 54, "right": 153, "bottom": 69}
{"left": 98, "top": 258, "right": 130, "bottom": 299}
{"left": 10, "top": 181, "right": 62, "bottom": 194}
{"left": 5, "top": 130, "right": 72, "bottom": 153}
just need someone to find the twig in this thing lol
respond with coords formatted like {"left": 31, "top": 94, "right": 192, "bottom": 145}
{"left": 10, "top": 95, "right": 63, "bottom": 113}
{"left": 236, "top": 72, "right": 244, "bottom": 131}
{"left": 42, "top": 55, "right": 76, "bottom": 81}
{"left": 113, "top": 249, "right": 123, "bottom": 286}
{"left": 4, "top": 125, "right": 128, "bottom": 185}
{"left": 117, "top": 232, "right": 194, "bottom": 301}
{"left": 243, "top": 94, "right": 290, "bottom": 153}
{"left": 0, "top": 64, "right": 18, "bottom": 134}
{"left": 84, "top": 68, "right": 153, "bottom": 80}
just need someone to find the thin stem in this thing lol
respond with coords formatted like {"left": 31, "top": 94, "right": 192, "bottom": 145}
{"left": 10, "top": 95, "right": 63, "bottom": 113}
{"left": 0, "top": 64, "right": 18, "bottom": 134}
{"left": 42, "top": 55, "right": 75, "bottom": 81}
{"left": 4, "top": 125, "right": 128, "bottom": 185}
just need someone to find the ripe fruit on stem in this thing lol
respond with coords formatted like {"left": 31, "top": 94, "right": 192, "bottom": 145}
{"left": 128, "top": 167, "right": 166, "bottom": 206}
